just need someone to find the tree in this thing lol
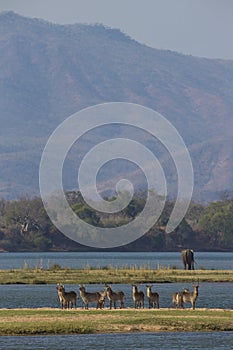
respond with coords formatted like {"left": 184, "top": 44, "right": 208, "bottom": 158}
{"left": 72, "top": 202, "right": 100, "bottom": 226}
{"left": 198, "top": 201, "right": 233, "bottom": 247}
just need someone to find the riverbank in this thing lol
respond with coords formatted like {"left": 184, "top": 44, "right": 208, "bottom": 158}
{"left": 0, "top": 308, "right": 232, "bottom": 335}
{"left": 0, "top": 267, "right": 232, "bottom": 284}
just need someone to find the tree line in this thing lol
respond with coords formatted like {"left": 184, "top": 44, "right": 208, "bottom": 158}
{"left": 0, "top": 191, "right": 232, "bottom": 252}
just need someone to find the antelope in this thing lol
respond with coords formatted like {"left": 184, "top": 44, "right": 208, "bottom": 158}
{"left": 56, "top": 283, "right": 64, "bottom": 307}
{"left": 181, "top": 283, "right": 199, "bottom": 310}
{"left": 104, "top": 285, "right": 125, "bottom": 309}
{"left": 79, "top": 285, "right": 103, "bottom": 309}
{"left": 56, "top": 284, "right": 77, "bottom": 309}
{"left": 96, "top": 289, "right": 107, "bottom": 309}
{"left": 172, "top": 291, "right": 183, "bottom": 309}
{"left": 146, "top": 285, "right": 159, "bottom": 309}
{"left": 172, "top": 284, "right": 199, "bottom": 310}
{"left": 132, "top": 284, "right": 144, "bottom": 308}
{"left": 172, "top": 288, "right": 189, "bottom": 308}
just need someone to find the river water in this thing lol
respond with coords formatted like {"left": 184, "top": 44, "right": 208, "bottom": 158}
{"left": 0, "top": 252, "right": 232, "bottom": 349}
{"left": 0, "top": 251, "right": 232, "bottom": 270}
{"left": 0, "top": 251, "right": 232, "bottom": 309}
{"left": 0, "top": 332, "right": 233, "bottom": 350}
{"left": 0, "top": 282, "right": 232, "bottom": 309}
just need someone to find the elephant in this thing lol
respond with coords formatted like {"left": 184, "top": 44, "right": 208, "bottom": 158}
{"left": 181, "top": 249, "right": 195, "bottom": 270}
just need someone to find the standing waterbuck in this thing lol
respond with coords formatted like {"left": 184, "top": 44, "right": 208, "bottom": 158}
{"left": 56, "top": 284, "right": 77, "bottom": 309}
{"left": 172, "top": 284, "right": 199, "bottom": 310}
{"left": 132, "top": 284, "right": 144, "bottom": 308}
{"left": 79, "top": 285, "right": 103, "bottom": 309}
{"left": 104, "top": 285, "right": 125, "bottom": 309}
{"left": 181, "top": 283, "right": 199, "bottom": 310}
{"left": 146, "top": 285, "right": 159, "bottom": 309}
{"left": 172, "top": 291, "right": 184, "bottom": 309}
{"left": 172, "top": 288, "right": 190, "bottom": 308}
{"left": 96, "top": 289, "right": 107, "bottom": 309}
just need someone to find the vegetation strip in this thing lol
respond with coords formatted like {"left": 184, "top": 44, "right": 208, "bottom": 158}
{"left": 1, "top": 194, "right": 233, "bottom": 252}
{"left": 0, "top": 268, "right": 232, "bottom": 284}
{"left": 0, "top": 308, "right": 232, "bottom": 335}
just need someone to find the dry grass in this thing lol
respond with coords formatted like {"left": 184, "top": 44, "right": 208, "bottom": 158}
{"left": 0, "top": 267, "right": 232, "bottom": 284}
{"left": 0, "top": 308, "right": 232, "bottom": 335}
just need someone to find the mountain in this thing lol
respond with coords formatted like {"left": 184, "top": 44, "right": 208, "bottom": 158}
{"left": 0, "top": 11, "right": 233, "bottom": 201}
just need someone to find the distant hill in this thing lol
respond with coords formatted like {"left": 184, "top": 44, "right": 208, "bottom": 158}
{"left": 0, "top": 11, "right": 233, "bottom": 201}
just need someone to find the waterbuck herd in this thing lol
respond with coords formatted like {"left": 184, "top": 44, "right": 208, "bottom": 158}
{"left": 56, "top": 251, "right": 200, "bottom": 310}
{"left": 56, "top": 282, "right": 199, "bottom": 310}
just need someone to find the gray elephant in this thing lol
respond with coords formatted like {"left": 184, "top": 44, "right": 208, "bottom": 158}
{"left": 181, "top": 249, "right": 195, "bottom": 270}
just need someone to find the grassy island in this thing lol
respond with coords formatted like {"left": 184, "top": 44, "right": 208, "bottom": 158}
{"left": 0, "top": 308, "right": 232, "bottom": 335}
{"left": 0, "top": 266, "right": 232, "bottom": 285}
{"left": 0, "top": 266, "right": 232, "bottom": 336}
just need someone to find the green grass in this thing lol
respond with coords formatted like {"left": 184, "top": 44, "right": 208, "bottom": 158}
{"left": 0, "top": 267, "right": 232, "bottom": 284}
{"left": 0, "top": 308, "right": 232, "bottom": 335}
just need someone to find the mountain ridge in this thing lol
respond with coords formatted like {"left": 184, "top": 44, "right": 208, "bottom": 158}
{"left": 0, "top": 11, "right": 233, "bottom": 201}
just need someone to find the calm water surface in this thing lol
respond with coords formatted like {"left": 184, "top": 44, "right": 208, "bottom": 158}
{"left": 0, "top": 332, "right": 232, "bottom": 350}
{"left": 0, "top": 252, "right": 232, "bottom": 350}
{"left": 0, "top": 282, "right": 232, "bottom": 309}
{"left": 0, "top": 251, "right": 232, "bottom": 270}
{"left": 0, "top": 251, "right": 232, "bottom": 309}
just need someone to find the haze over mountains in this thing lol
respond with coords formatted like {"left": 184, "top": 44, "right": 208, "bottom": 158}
{"left": 0, "top": 11, "right": 233, "bottom": 201}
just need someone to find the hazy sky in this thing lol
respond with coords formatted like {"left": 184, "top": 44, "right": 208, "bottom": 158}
{"left": 0, "top": 0, "right": 233, "bottom": 59}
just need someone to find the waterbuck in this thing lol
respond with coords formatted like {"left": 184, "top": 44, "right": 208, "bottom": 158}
{"left": 104, "top": 285, "right": 125, "bottom": 309}
{"left": 172, "top": 284, "right": 199, "bottom": 310}
{"left": 79, "top": 285, "right": 103, "bottom": 309}
{"left": 96, "top": 289, "right": 107, "bottom": 309}
{"left": 146, "top": 285, "right": 159, "bottom": 309}
{"left": 172, "top": 288, "right": 190, "bottom": 308}
{"left": 172, "top": 291, "right": 183, "bottom": 309}
{"left": 56, "top": 284, "right": 77, "bottom": 309}
{"left": 132, "top": 284, "right": 144, "bottom": 308}
{"left": 181, "top": 283, "right": 199, "bottom": 310}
